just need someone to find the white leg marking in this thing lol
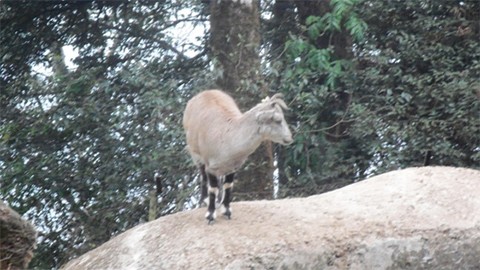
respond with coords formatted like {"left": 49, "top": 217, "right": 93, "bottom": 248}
{"left": 208, "top": 186, "right": 219, "bottom": 196}
{"left": 205, "top": 210, "right": 216, "bottom": 219}
{"left": 224, "top": 182, "right": 234, "bottom": 189}
{"left": 221, "top": 205, "right": 232, "bottom": 214}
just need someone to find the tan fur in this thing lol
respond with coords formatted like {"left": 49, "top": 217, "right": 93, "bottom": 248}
{"left": 183, "top": 89, "right": 292, "bottom": 177}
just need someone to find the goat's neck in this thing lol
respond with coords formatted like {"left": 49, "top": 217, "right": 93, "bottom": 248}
{"left": 226, "top": 110, "right": 263, "bottom": 158}
{"left": 207, "top": 108, "right": 264, "bottom": 176}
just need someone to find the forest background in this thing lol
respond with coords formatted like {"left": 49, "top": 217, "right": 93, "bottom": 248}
{"left": 1, "top": 0, "right": 479, "bottom": 268}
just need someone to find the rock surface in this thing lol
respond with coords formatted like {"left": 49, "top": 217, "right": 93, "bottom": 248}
{"left": 0, "top": 201, "right": 37, "bottom": 270}
{"left": 62, "top": 166, "right": 480, "bottom": 270}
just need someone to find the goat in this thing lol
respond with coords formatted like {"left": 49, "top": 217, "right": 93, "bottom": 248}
{"left": 182, "top": 89, "right": 293, "bottom": 223}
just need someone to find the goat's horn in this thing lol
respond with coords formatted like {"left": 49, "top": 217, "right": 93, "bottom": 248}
{"left": 274, "top": 99, "right": 289, "bottom": 110}
{"left": 271, "top": 93, "right": 284, "bottom": 100}
{"left": 270, "top": 93, "right": 288, "bottom": 110}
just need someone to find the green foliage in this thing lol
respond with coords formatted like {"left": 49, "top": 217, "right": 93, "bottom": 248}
{"left": 1, "top": 1, "right": 208, "bottom": 268}
{"left": 351, "top": 0, "right": 480, "bottom": 170}
{"left": 305, "top": 0, "right": 367, "bottom": 42}
{"left": 270, "top": 0, "right": 479, "bottom": 195}
{"left": 275, "top": 0, "right": 370, "bottom": 191}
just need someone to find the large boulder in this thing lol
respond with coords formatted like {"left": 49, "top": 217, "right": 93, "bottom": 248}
{"left": 62, "top": 166, "right": 480, "bottom": 269}
{"left": 0, "top": 201, "right": 37, "bottom": 270}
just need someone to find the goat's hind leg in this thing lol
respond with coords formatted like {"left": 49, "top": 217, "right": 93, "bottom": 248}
{"left": 198, "top": 164, "right": 208, "bottom": 207}
{"left": 205, "top": 172, "right": 219, "bottom": 224}
{"left": 222, "top": 173, "right": 234, "bottom": 219}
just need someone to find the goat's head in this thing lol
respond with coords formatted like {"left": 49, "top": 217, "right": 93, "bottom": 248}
{"left": 255, "top": 93, "right": 293, "bottom": 145}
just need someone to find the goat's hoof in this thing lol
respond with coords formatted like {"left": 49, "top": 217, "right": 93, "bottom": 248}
{"left": 205, "top": 211, "right": 216, "bottom": 224}
{"left": 206, "top": 216, "right": 215, "bottom": 225}
{"left": 223, "top": 208, "right": 231, "bottom": 220}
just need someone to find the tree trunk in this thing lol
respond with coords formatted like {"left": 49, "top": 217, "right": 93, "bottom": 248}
{"left": 210, "top": 0, "right": 273, "bottom": 200}
{"left": 270, "top": 0, "right": 297, "bottom": 197}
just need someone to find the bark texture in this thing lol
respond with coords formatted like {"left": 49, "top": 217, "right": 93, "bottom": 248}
{"left": 210, "top": 0, "right": 273, "bottom": 199}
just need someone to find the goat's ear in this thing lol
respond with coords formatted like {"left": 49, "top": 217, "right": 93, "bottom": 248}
{"left": 256, "top": 110, "right": 275, "bottom": 123}
{"left": 256, "top": 111, "right": 268, "bottom": 122}
{"left": 272, "top": 112, "right": 283, "bottom": 122}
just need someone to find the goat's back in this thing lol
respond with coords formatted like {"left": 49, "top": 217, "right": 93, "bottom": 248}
{"left": 183, "top": 90, "right": 243, "bottom": 164}
{"left": 183, "top": 90, "right": 242, "bottom": 129}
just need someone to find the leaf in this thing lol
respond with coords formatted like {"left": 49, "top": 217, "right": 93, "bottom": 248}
{"left": 308, "top": 24, "right": 320, "bottom": 40}
{"left": 326, "top": 13, "right": 342, "bottom": 31}
{"left": 306, "top": 15, "right": 320, "bottom": 26}
{"left": 400, "top": 92, "right": 412, "bottom": 103}
{"left": 345, "top": 15, "right": 368, "bottom": 41}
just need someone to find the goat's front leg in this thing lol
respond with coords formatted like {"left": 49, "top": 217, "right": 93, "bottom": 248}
{"left": 222, "top": 173, "right": 234, "bottom": 219}
{"left": 206, "top": 172, "right": 219, "bottom": 224}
